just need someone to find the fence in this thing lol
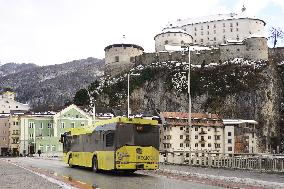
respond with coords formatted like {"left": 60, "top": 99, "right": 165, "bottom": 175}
{"left": 159, "top": 152, "right": 284, "bottom": 173}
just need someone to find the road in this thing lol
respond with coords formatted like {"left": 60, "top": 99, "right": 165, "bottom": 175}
{"left": 6, "top": 157, "right": 225, "bottom": 189}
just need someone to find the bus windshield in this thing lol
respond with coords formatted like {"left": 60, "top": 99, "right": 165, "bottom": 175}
{"left": 115, "top": 123, "right": 159, "bottom": 149}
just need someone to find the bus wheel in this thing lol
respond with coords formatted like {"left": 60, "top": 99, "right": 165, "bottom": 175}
{"left": 92, "top": 156, "right": 99, "bottom": 172}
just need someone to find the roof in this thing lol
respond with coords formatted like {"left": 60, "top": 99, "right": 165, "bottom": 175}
{"left": 161, "top": 112, "right": 221, "bottom": 119}
{"left": 154, "top": 28, "right": 192, "bottom": 39}
{"left": 67, "top": 117, "right": 158, "bottom": 136}
{"left": 104, "top": 43, "right": 144, "bottom": 51}
{"left": 223, "top": 119, "right": 258, "bottom": 125}
{"left": 165, "top": 13, "right": 266, "bottom": 28}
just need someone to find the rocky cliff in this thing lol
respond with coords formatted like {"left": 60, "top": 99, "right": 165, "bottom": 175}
{"left": 91, "top": 58, "right": 284, "bottom": 152}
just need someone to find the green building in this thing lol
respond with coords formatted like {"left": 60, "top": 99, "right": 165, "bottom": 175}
{"left": 19, "top": 104, "right": 92, "bottom": 156}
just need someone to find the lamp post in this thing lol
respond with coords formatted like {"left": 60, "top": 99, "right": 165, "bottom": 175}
{"left": 127, "top": 73, "right": 140, "bottom": 117}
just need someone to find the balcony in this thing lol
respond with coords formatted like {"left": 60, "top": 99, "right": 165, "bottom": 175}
{"left": 199, "top": 130, "right": 207, "bottom": 135}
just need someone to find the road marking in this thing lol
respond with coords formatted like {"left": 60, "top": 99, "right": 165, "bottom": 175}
{"left": 4, "top": 160, "right": 77, "bottom": 189}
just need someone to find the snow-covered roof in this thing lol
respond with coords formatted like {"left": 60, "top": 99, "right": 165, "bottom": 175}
{"left": 246, "top": 31, "right": 267, "bottom": 39}
{"left": 223, "top": 119, "right": 258, "bottom": 125}
{"left": 165, "top": 13, "right": 265, "bottom": 28}
{"left": 154, "top": 27, "right": 192, "bottom": 39}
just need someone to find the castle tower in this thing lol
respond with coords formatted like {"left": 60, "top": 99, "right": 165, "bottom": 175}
{"left": 104, "top": 39, "right": 144, "bottom": 77}
{"left": 154, "top": 28, "right": 193, "bottom": 52}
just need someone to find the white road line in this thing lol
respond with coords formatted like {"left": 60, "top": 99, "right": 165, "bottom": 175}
{"left": 5, "top": 160, "right": 78, "bottom": 189}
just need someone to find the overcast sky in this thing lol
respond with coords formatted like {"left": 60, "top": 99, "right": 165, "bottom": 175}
{"left": 0, "top": 0, "right": 284, "bottom": 66}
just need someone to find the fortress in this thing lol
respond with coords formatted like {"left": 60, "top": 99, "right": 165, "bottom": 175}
{"left": 105, "top": 9, "right": 269, "bottom": 77}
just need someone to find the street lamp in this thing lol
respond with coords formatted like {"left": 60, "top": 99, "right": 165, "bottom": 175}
{"left": 127, "top": 73, "right": 140, "bottom": 117}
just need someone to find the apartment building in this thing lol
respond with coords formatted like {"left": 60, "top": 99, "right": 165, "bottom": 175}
{"left": 0, "top": 91, "right": 30, "bottom": 114}
{"left": 0, "top": 116, "right": 9, "bottom": 155}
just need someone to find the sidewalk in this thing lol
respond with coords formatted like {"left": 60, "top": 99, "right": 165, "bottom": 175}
{"left": 0, "top": 159, "right": 72, "bottom": 189}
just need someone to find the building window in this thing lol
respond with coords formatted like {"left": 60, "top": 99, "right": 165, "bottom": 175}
{"left": 40, "top": 123, "right": 43, "bottom": 129}
{"left": 208, "top": 143, "right": 211, "bottom": 147}
{"left": 223, "top": 29, "right": 225, "bottom": 33}
{"left": 223, "top": 23, "right": 225, "bottom": 27}
{"left": 181, "top": 40, "right": 184, "bottom": 44}
{"left": 186, "top": 143, "right": 190, "bottom": 147}
{"left": 236, "top": 28, "right": 239, "bottom": 32}
{"left": 214, "top": 37, "right": 216, "bottom": 41}
{"left": 186, "top": 153, "right": 190, "bottom": 157}
{"left": 195, "top": 143, "right": 198, "bottom": 147}
{"left": 48, "top": 123, "right": 52, "bottom": 128}
{"left": 180, "top": 135, "right": 183, "bottom": 139}
{"left": 215, "top": 135, "right": 221, "bottom": 140}
{"left": 228, "top": 147, "right": 232, "bottom": 151}
{"left": 180, "top": 127, "right": 183, "bottom": 130}
{"left": 228, "top": 132, "right": 232, "bottom": 136}
{"left": 61, "top": 122, "right": 65, "bottom": 129}
{"left": 71, "top": 122, "right": 75, "bottom": 128}
{"left": 164, "top": 40, "right": 168, "bottom": 45}
{"left": 236, "top": 22, "right": 239, "bottom": 26}
{"left": 213, "top": 24, "right": 216, "bottom": 28}
{"left": 201, "top": 143, "right": 205, "bottom": 147}
{"left": 81, "top": 122, "right": 85, "bottom": 127}
{"left": 208, "top": 136, "right": 211, "bottom": 139}
{"left": 215, "top": 143, "right": 221, "bottom": 148}
{"left": 230, "top": 23, "right": 233, "bottom": 27}
{"left": 194, "top": 33, "right": 196, "bottom": 36}
{"left": 214, "top": 30, "right": 216, "bottom": 34}
{"left": 201, "top": 31, "right": 203, "bottom": 35}
{"left": 114, "top": 56, "right": 119, "bottom": 62}
{"left": 228, "top": 139, "right": 232, "bottom": 144}
{"left": 207, "top": 25, "right": 209, "bottom": 29}
{"left": 180, "top": 143, "right": 183, "bottom": 147}
{"left": 194, "top": 27, "right": 197, "bottom": 31}
{"left": 230, "top": 28, "right": 233, "bottom": 32}
{"left": 207, "top": 31, "right": 209, "bottom": 35}
{"left": 29, "top": 122, "right": 34, "bottom": 129}
{"left": 195, "top": 135, "right": 198, "bottom": 139}
{"left": 201, "top": 39, "right": 203, "bottom": 43}
{"left": 195, "top": 127, "right": 198, "bottom": 131}
{"left": 201, "top": 26, "right": 203, "bottom": 30}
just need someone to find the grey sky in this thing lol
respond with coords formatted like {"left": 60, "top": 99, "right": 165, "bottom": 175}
{"left": 0, "top": 0, "right": 283, "bottom": 65}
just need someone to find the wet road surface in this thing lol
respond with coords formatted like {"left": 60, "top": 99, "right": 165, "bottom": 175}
{"left": 8, "top": 157, "right": 225, "bottom": 189}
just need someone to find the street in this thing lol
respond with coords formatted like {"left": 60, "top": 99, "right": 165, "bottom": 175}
{"left": 2, "top": 157, "right": 225, "bottom": 189}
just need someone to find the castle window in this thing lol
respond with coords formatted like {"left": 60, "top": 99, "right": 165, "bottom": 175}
{"left": 236, "top": 22, "right": 239, "bottom": 26}
{"left": 230, "top": 28, "right": 233, "bottom": 32}
{"left": 194, "top": 27, "right": 197, "bottom": 31}
{"left": 181, "top": 40, "right": 184, "bottom": 44}
{"left": 207, "top": 31, "right": 209, "bottom": 35}
{"left": 236, "top": 28, "right": 239, "bottom": 32}
{"left": 214, "top": 30, "right": 216, "bottom": 34}
{"left": 194, "top": 33, "right": 196, "bottom": 36}
{"left": 201, "top": 31, "right": 203, "bottom": 35}
{"left": 200, "top": 39, "right": 203, "bottom": 43}
{"left": 201, "top": 26, "right": 203, "bottom": 30}
{"left": 213, "top": 24, "right": 216, "bottom": 28}
{"left": 237, "top": 49, "right": 240, "bottom": 51}
{"left": 207, "top": 25, "right": 209, "bottom": 29}
{"left": 223, "top": 23, "right": 225, "bottom": 27}
{"left": 230, "top": 23, "right": 233, "bottom": 27}
{"left": 164, "top": 40, "right": 168, "bottom": 45}
{"left": 214, "top": 37, "right": 216, "bottom": 41}
{"left": 115, "top": 56, "right": 119, "bottom": 62}
{"left": 194, "top": 40, "right": 197, "bottom": 43}
{"left": 223, "top": 35, "right": 226, "bottom": 39}
{"left": 223, "top": 29, "right": 225, "bottom": 33}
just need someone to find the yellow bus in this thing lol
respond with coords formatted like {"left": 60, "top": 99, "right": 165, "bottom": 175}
{"left": 60, "top": 117, "right": 159, "bottom": 173}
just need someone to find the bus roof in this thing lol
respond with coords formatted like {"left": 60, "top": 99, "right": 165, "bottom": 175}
{"left": 67, "top": 117, "right": 158, "bottom": 136}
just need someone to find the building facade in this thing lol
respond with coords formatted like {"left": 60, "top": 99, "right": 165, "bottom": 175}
{"left": 160, "top": 112, "right": 259, "bottom": 163}
{"left": 0, "top": 116, "right": 9, "bottom": 155}
{"left": 19, "top": 104, "right": 92, "bottom": 156}
{"left": 164, "top": 12, "right": 265, "bottom": 46}
{"left": 0, "top": 91, "right": 30, "bottom": 114}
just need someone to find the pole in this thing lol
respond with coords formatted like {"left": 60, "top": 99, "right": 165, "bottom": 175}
{"left": 127, "top": 73, "right": 130, "bottom": 118}
{"left": 93, "top": 101, "right": 96, "bottom": 125}
{"left": 188, "top": 46, "right": 192, "bottom": 163}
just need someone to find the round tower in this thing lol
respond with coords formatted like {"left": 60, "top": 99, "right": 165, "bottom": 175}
{"left": 244, "top": 32, "right": 268, "bottom": 60}
{"left": 154, "top": 28, "right": 193, "bottom": 52}
{"left": 104, "top": 43, "right": 144, "bottom": 77}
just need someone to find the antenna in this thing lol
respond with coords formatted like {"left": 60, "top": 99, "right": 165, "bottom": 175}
{"left": 241, "top": 1, "right": 246, "bottom": 13}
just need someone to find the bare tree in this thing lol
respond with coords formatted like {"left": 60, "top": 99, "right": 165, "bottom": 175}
{"left": 269, "top": 27, "right": 284, "bottom": 48}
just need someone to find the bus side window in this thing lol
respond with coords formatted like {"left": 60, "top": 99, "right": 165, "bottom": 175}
{"left": 106, "top": 132, "right": 115, "bottom": 147}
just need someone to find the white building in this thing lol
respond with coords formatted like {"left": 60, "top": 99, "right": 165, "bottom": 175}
{"left": 0, "top": 91, "right": 30, "bottom": 114}
{"left": 154, "top": 28, "right": 193, "bottom": 52}
{"left": 164, "top": 12, "right": 265, "bottom": 47}
{"left": 160, "top": 112, "right": 259, "bottom": 163}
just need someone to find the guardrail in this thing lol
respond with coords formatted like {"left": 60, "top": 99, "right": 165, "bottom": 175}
{"left": 159, "top": 151, "right": 284, "bottom": 173}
